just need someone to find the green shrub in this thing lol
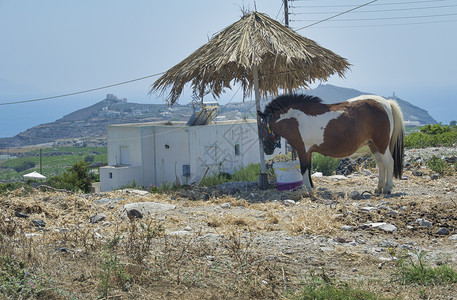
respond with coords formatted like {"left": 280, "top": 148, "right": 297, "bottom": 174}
{"left": 420, "top": 123, "right": 451, "bottom": 135}
{"left": 199, "top": 163, "right": 261, "bottom": 187}
{"left": 0, "top": 255, "right": 63, "bottom": 298}
{"left": 0, "top": 182, "right": 29, "bottom": 194}
{"left": 47, "top": 161, "right": 92, "bottom": 192}
{"left": 199, "top": 173, "right": 232, "bottom": 187}
{"left": 232, "top": 163, "right": 260, "bottom": 181}
{"left": 292, "top": 272, "right": 383, "bottom": 300}
{"left": 312, "top": 153, "right": 339, "bottom": 176}
{"left": 84, "top": 155, "right": 95, "bottom": 163}
{"left": 12, "top": 160, "right": 35, "bottom": 172}
{"left": 426, "top": 155, "right": 454, "bottom": 175}
{"left": 405, "top": 123, "right": 457, "bottom": 148}
{"left": 394, "top": 251, "right": 457, "bottom": 285}
{"left": 405, "top": 131, "right": 457, "bottom": 148}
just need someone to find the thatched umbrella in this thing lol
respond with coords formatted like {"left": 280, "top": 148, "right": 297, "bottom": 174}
{"left": 150, "top": 12, "right": 350, "bottom": 189}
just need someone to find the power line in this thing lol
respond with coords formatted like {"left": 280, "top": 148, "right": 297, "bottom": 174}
{"left": 0, "top": 72, "right": 165, "bottom": 106}
{"left": 292, "top": 18, "right": 457, "bottom": 28}
{"left": 290, "top": 0, "right": 449, "bottom": 7}
{"left": 291, "top": 4, "right": 457, "bottom": 14}
{"left": 295, "top": 12, "right": 457, "bottom": 22}
{"left": 294, "top": 0, "right": 378, "bottom": 31}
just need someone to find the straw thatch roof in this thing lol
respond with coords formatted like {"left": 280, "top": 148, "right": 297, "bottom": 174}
{"left": 150, "top": 12, "right": 350, "bottom": 104}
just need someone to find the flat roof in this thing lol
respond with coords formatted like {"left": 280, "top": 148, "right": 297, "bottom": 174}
{"left": 108, "top": 119, "right": 257, "bottom": 128}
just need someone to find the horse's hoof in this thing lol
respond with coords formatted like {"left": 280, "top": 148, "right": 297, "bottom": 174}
{"left": 374, "top": 189, "right": 382, "bottom": 195}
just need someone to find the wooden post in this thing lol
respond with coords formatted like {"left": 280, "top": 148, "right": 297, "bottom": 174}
{"left": 254, "top": 65, "right": 268, "bottom": 190}
{"left": 284, "top": 0, "right": 289, "bottom": 27}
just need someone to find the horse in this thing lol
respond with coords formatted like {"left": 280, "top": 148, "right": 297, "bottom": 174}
{"left": 258, "top": 94, "right": 405, "bottom": 194}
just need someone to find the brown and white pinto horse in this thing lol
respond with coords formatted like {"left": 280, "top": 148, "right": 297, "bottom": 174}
{"left": 258, "top": 94, "right": 405, "bottom": 194}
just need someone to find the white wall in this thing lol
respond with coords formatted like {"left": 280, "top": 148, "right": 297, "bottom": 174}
{"left": 100, "top": 165, "right": 142, "bottom": 191}
{"left": 152, "top": 126, "right": 190, "bottom": 187}
{"left": 106, "top": 126, "right": 142, "bottom": 167}
{"left": 100, "top": 120, "right": 285, "bottom": 191}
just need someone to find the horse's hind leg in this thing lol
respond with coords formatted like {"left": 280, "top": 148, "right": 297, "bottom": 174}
{"left": 371, "top": 146, "right": 394, "bottom": 194}
{"left": 379, "top": 149, "right": 394, "bottom": 194}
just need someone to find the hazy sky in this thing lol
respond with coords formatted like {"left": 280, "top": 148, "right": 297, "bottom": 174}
{"left": 1, "top": 0, "right": 456, "bottom": 135}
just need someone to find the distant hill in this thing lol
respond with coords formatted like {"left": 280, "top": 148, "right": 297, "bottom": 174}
{"left": 0, "top": 86, "right": 437, "bottom": 148}
{"left": 0, "top": 94, "right": 193, "bottom": 148}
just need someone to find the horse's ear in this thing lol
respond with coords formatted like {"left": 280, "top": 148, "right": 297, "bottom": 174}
{"left": 257, "top": 110, "right": 266, "bottom": 119}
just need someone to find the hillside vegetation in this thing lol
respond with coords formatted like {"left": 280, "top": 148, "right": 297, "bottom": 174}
{"left": 0, "top": 146, "right": 106, "bottom": 182}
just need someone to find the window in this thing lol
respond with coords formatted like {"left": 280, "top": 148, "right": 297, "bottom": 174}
{"left": 109, "top": 172, "right": 113, "bottom": 179}
{"left": 234, "top": 144, "right": 240, "bottom": 156}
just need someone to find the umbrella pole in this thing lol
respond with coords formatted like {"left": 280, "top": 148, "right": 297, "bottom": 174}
{"left": 253, "top": 65, "right": 268, "bottom": 190}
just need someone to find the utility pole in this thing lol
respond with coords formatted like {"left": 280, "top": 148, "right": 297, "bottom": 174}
{"left": 284, "top": 0, "right": 297, "bottom": 160}
{"left": 40, "top": 149, "right": 42, "bottom": 174}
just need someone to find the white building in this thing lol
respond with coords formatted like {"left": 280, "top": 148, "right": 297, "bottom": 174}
{"left": 100, "top": 119, "right": 284, "bottom": 191}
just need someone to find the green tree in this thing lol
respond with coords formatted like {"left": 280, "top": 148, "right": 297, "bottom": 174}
{"left": 48, "top": 161, "right": 92, "bottom": 192}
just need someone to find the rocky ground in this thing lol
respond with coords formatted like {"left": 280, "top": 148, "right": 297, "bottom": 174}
{"left": 1, "top": 147, "right": 457, "bottom": 299}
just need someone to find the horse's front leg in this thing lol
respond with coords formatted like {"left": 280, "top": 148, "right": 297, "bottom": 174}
{"left": 298, "top": 152, "right": 314, "bottom": 196}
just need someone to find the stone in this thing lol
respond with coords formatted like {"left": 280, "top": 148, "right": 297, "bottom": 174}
{"left": 168, "top": 230, "right": 191, "bottom": 236}
{"left": 15, "top": 211, "right": 29, "bottom": 218}
{"left": 359, "top": 206, "right": 377, "bottom": 212}
{"left": 448, "top": 234, "right": 457, "bottom": 240}
{"left": 416, "top": 218, "right": 432, "bottom": 227}
{"left": 444, "top": 156, "right": 457, "bottom": 164}
{"left": 25, "top": 233, "right": 42, "bottom": 238}
{"left": 436, "top": 227, "right": 450, "bottom": 235}
{"left": 431, "top": 173, "right": 440, "bottom": 180}
{"left": 412, "top": 171, "right": 423, "bottom": 176}
{"left": 350, "top": 191, "right": 362, "bottom": 200}
{"left": 121, "top": 202, "right": 176, "bottom": 218}
{"left": 120, "top": 189, "right": 149, "bottom": 196}
{"left": 56, "top": 247, "right": 71, "bottom": 253}
{"left": 32, "top": 219, "right": 46, "bottom": 227}
{"left": 220, "top": 202, "right": 231, "bottom": 209}
{"left": 367, "top": 222, "right": 397, "bottom": 232}
{"left": 206, "top": 255, "right": 216, "bottom": 261}
{"left": 379, "top": 223, "right": 398, "bottom": 232}
{"left": 229, "top": 188, "right": 240, "bottom": 195}
{"left": 283, "top": 199, "right": 296, "bottom": 206}
{"left": 341, "top": 225, "right": 355, "bottom": 231}
{"left": 89, "top": 214, "right": 106, "bottom": 224}
{"left": 94, "top": 197, "right": 123, "bottom": 206}
{"left": 379, "top": 239, "right": 398, "bottom": 248}
{"left": 126, "top": 209, "right": 143, "bottom": 220}
{"left": 385, "top": 210, "right": 398, "bottom": 217}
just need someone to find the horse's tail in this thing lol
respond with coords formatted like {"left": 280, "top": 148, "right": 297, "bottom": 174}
{"left": 388, "top": 99, "right": 405, "bottom": 179}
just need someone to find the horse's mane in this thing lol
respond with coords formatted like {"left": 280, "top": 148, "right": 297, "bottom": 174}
{"left": 263, "top": 94, "right": 323, "bottom": 116}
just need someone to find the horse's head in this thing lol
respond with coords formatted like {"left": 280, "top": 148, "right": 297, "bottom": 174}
{"left": 257, "top": 110, "right": 281, "bottom": 155}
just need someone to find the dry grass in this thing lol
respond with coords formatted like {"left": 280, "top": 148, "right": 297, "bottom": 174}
{"left": 3, "top": 168, "right": 457, "bottom": 299}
